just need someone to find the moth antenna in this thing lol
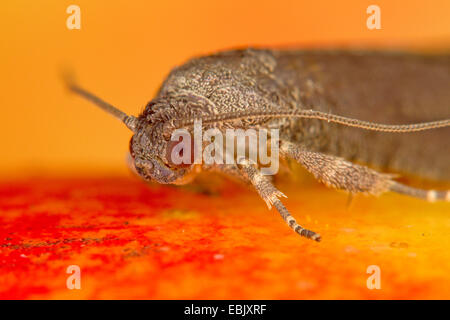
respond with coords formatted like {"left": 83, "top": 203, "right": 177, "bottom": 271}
{"left": 174, "top": 109, "right": 450, "bottom": 133}
{"left": 64, "top": 76, "right": 138, "bottom": 132}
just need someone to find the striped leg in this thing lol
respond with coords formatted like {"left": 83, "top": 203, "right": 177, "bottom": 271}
{"left": 236, "top": 158, "right": 321, "bottom": 242}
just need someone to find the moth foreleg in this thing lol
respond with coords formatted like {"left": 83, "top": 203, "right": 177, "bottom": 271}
{"left": 279, "top": 141, "right": 394, "bottom": 196}
{"left": 235, "top": 158, "right": 321, "bottom": 241}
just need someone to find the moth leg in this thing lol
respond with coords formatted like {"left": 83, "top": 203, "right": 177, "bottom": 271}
{"left": 279, "top": 141, "right": 394, "bottom": 196}
{"left": 390, "top": 182, "right": 450, "bottom": 202}
{"left": 280, "top": 140, "right": 450, "bottom": 202}
{"left": 235, "top": 158, "right": 321, "bottom": 242}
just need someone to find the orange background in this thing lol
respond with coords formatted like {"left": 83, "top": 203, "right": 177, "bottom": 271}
{"left": 1, "top": 0, "right": 450, "bottom": 175}
{"left": 0, "top": 0, "right": 449, "bottom": 300}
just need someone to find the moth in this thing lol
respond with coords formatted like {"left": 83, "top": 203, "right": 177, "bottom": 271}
{"left": 68, "top": 49, "right": 450, "bottom": 242}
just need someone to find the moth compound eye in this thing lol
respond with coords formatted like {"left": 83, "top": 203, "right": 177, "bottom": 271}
{"left": 129, "top": 136, "right": 135, "bottom": 158}
{"left": 133, "top": 157, "right": 154, "bottom": 181}
{"left": 166, "top": 134, "right": 194, "bottom": 168}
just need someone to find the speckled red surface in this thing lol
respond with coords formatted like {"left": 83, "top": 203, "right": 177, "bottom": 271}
{"left": 0, "top": 174, "right": 449, "bottom": 299}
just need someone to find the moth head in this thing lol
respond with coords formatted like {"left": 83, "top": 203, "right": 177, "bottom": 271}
{"left": 128, "top": 122, "right": 195, "bottom": 185}
{"left": 67, "top": 82, "right": 195, "bottom": 185}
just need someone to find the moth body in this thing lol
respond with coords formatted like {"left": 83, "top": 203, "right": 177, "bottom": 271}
{"left": 154, "top": 49, "right": 450, "bottom": 181}
{"left": 69, "top": 48, "right": 450, "bottom": 241}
